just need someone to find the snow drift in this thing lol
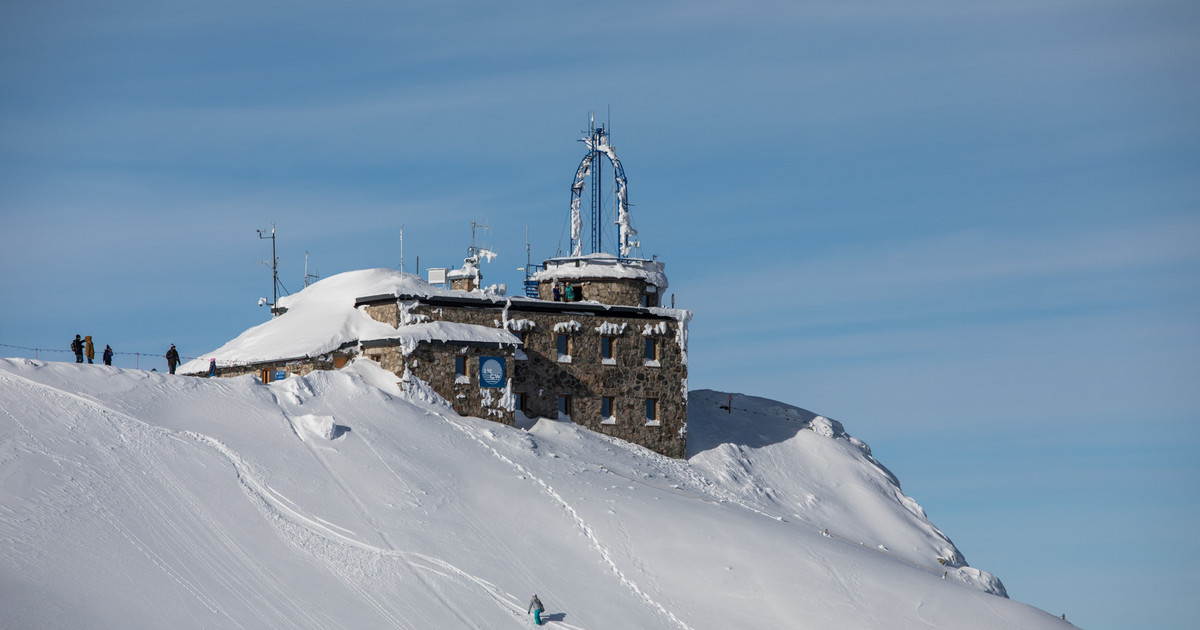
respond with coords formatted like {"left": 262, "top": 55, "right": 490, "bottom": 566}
{"left": 0, "top": 358, "right": 1071, "bottom": 629}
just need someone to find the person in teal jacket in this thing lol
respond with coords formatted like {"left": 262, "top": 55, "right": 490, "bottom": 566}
{"left": 527, "top": 594, "right": 544, "bottom": 625}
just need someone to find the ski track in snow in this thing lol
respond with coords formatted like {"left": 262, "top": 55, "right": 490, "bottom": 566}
{"left": 273, "top": 387, "right": 529, "bottom": 629}
{"left": 0, "top": 369, "right": 537, "bottom": 629}
{"left": 427, "top": 408, "right": 696, "bottom": 630}
{"left": 0, "top": 370, "right": 335, "bottom": 630}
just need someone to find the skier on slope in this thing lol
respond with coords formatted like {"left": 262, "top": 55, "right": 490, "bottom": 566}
{"left": 527, "top": 594, "right": 544, "bottom": 626}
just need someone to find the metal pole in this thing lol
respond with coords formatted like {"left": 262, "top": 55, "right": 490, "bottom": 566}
{"left": 592, "top": 126, "right": 601, "bottom": 255}
{"left": 271, "top": 225, "right": 278, "bottom": 309}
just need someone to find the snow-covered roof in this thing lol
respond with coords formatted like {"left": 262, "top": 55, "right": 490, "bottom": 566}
{"left": 362, "top": 321, "right": 520, "bottom": 355}
{"left": 179, "top": 268, "right": 477, "bottom": 373}
{"left": 532, "top": 253, "right": 668, "bottom": 292}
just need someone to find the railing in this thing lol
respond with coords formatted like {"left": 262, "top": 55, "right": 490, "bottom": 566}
{"left": 0, "top": 342, "right": 198, "bottom": 371}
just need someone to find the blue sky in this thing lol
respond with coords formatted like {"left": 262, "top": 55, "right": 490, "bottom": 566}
{"left": 2, "top": 1, "right": 1197, "bottom": 627}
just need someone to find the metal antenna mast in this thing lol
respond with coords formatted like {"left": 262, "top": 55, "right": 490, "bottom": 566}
{"left": 590, "top": 114, "right": 602, "bottom": 254}
{"left": 257, "top": 224, "right": 285, "bottom": 316}
{"left": 570, "top": 113, "right": 629, "bottom": 258}
{"left": 303, "top": 251, "right": 319, "bottom": 288}
{"left": 468, "top": 219, "right": 492, "bottom": 258}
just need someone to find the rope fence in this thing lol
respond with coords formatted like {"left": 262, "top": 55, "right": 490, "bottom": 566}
{"left": 0, "top": 342, "right": 202, "bottom": 370}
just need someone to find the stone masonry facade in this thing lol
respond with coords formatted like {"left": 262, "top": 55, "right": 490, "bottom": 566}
{"left": 361, "top": 338, "right": 517, "bottom": 426}
{"left": 535, "top": 276, "right": 658, "bottom": 307}
{"left": 208, "top": 348, "right": 356, "bottom": 383}
{"left": 358, "top": 294, "right": 688, "bottom": 459}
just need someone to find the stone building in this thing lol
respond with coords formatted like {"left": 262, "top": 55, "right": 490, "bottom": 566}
{"left": 357, "top": 264, "right": 690, "bottom": 458}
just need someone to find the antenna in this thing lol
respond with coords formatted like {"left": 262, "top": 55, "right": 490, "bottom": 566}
{"left": 468, "top": 219, "right": 493, "bottom": 259}
{"left": 398, "top": 226, "right": 406, "bottom": 273}
{"left": 256, "top": 224, "right": 280, "bottom": 315}
{"left": 303, "top": 251, "right": 319, "bottom": 288}
{"left": 518, "top": 224, "right": 541, "bottom": 298}
{"left": 569, "top": 113, "right": 631, "bottom": 258}
{"left": 591, "top": 114, "right": 602, "bottom": 254}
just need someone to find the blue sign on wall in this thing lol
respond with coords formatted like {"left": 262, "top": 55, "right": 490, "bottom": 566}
{"left": 273, "top": 370, "right": 286, "bottom": 382}
{"left": 478, "top": 356, "right": 506, "bottom": 388}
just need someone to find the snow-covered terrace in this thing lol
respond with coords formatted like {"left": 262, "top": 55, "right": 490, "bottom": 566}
{"left": 531, "top": 252, "right": 668, "bottom": 293}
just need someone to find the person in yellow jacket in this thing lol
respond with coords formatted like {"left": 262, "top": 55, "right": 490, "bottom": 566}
{"left": 84, "top": 336, "right": 95, "bottom": 364}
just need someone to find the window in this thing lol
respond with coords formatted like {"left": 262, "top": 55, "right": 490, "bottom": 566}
{"left": 601, "top": 396, "right": 616, "bottom": 424}
{"left": 370, "top": 354, "right": 382, "bottom": 363}
{"left": 455, "top": 355, "right": 468, "bottom": 382}
{"left": 645, "top": 398, "right": 659, "bottom": 425}
{"left": 557, "top": 333, "right": 571, "bottom": 362}
{"left": 513, "top": 331, "right": 528, "bottom": 361}
{"left": 514, "top": 392, "right": 526, "bottom": 415}
{"left": 601, "top": 336, "right": 615, "bottom": 364}
{"left": 558, "top": 394, "right": 572, "bottom": 417}
{"left": 644, "top": 338, "right": 658, "bottom": 364}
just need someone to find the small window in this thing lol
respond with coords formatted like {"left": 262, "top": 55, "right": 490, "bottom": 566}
{"left": 601, "top": 336, "right": 613, "bottom": 360}
{"left": 645, "top": 398, "right": 659, "bottom": 425}
{"left": 514, "top": 392, "right": 526, "bottom": 414}
{"left": 370, "top": 354, "right": 382, "bottom": 363}
{"left": 644, "top": 338, "right": 658, "bottom": 362}
{"left": 558, "top": 394, "right": 572, "bottom": 417}
{"left": 601, "top": 396, "right": 616, "bottom": 424}
{"left": 557, "top": 333, "right": 571, "bottom": 362}
{"left": 513, "top": 331, "right": 528, "bottom": 361}
{"left": 455, "top": 355, "right": 467, "bottom": 380}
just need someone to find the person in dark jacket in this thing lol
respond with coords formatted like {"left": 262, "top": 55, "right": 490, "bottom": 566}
{"left": 527, "top": 594, "right": 544, "bottom": 626}
{"left": 208, "top": 358, "right": 217, "bottom": 377}
{"left": 102, "top": 345, "right": 113, "bottom": 366}
{"left": 84, "top": 335, "right": 95, "bottom": 364}
{"left": 165, "top": 344, "right": 180, "bottom": 374}
{"left": 71, "top": 335, "right": 84, "bottom": 363}
{"left": 552, "top": 283, "right": 561, "bottom": 301}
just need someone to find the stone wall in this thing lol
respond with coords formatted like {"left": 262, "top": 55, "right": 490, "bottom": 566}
{"left": 363, "top": 339, "right": 514, "bottom": 425}
{"left": 361, "top": 297, "right": 688, "bottom": 459}
{"left": 201, "top": 352, "right": 353, "bottom": 382}
{"left": 536, "top": 276, "right": 653, "bottom": 307}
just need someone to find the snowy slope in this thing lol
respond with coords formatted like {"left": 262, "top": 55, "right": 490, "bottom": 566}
{"left": 0, "top": 358, "right": 1071, "bottom": 629}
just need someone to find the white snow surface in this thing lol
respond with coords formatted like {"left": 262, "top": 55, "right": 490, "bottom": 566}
{"left": 178, "top": 269, "right": 471, "bottom": 373}
{"left": 0, "top": 358, "right": 1072, "bottom": 629}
